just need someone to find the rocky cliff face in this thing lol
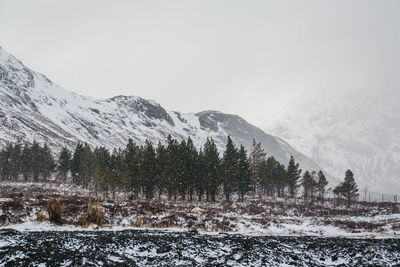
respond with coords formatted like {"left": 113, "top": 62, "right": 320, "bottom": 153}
{"left": 0, "top": 46, "right": 331, "bottom": 182}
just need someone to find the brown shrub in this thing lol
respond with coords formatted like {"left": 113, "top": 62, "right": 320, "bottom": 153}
{"left": 47, "top": 199, "right": 65, "bottom": 225}
{"left": 63, "top": 197, "right": 88, "bottom": 216}
{"left": 133, "top": 217, "right": 143, "bottom": 227}
{"left": 78, "top": 201, "right": 105, "bottom": 227}
{"left": 36, "top": 211, "right": 47, "bottom": 222}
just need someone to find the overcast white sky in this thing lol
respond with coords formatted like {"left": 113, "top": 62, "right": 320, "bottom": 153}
{"left": 1, "top": 0, "right": 399, "bottom": 127}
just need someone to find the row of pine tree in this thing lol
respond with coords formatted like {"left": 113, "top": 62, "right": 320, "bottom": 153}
{"left": 0, "top": 136, "right": 358, "bottom": 205}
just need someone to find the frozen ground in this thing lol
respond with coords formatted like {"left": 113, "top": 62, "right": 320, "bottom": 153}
{"left": 1, "top": 182, "right": 399, "bottom": 238}
{"left": 1, "top": 229, "right": 400, "bottom": 266}
{"left": 1, "top": 182, "right": 400, "bottom": 265}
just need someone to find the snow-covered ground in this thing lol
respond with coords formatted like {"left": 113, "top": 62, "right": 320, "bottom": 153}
{"left": 0, "top": 182, "right": 399, "bottom": 238}
{"left": 1, "top": 228, "right": 399, "bottom": 266}
{"left": 1, "top": 182, "right": 400, "bottom": 266}
{"left": 3, "top": 212, "right": 399, "bottom": 239}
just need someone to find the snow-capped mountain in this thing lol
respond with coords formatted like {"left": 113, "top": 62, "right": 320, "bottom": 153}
{"left": 0, "top": 46, "right": 331, "bottom": 182}
{"left": 264, "top": 92, "right": 400, "bottom": 195}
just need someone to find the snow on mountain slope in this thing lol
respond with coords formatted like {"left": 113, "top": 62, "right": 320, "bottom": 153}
{"left": 0, "top": 46, "right": 331, "bottom": 182}
{"left": 264, "top": 92, "right": 400, "bottom": 195}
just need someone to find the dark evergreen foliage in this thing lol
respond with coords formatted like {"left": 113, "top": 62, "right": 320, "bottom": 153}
{"left": 0, "top": 136, "right": 332, "bottom": 202}
{"left": 249, "top": 139, "right": 267, "bottom": 196}
{"left": 301, "top": 170, "right": 317, "bottom": 201}
{"left": 141, "top": 141, "right": 157, "bottom": 200}
{"left": 0, "top": 141, "right": 56, "bottom": 182}
{"left": 57, "top": 147, "right": 71, "bottom": 181}
{"left": 236, "top": 145, "right": 251, "bottom": 201}
{"left": 222, "top": 136, "right": 238, "bottom": 201}
{"left": 316, "top": 170, "right": 329, "bottom": 201}
{"left": 202, "top": 138, "right": 220, "bottom": 202}
{"left": 334, "top": 169, "right": 359, "bottom": 207}
{"left": 286, "top": 156, "right": 302, "bottom": 198}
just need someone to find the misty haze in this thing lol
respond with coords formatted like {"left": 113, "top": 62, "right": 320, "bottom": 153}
{"left": 0, "top": 1, "right": 399, "bottom": 266}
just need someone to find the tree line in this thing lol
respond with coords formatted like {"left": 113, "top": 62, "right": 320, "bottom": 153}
{"left": 0, "top": 136, "right": 358, "bottom": 205}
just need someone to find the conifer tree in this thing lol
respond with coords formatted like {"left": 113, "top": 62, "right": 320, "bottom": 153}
{"left": 92, "top": 146, "right": 111, "bottom": 196}
{"left": 8, "top": 143, "right": 22, "bottom": 181}
{"left": 184, "top": 137, "right": 199, "bottom": 201}
{"left": 57, "top": 147, "right": 71, "bottom": 181}
{"left": 236, "top": 145, "right": 251, "bottom": 201}
{"left": 177, "top": 139, "right": 189, "bottom": 200}
{"left": 21, "top": 144, "right": 32, "bottom": 182}
{"left": 141, "top": 140, "right": 157, "bottom": 200}
{"left": 124, "top": 139, "right": 141, "bottom": 198}
{"left": 257, "top": 159, "right": 268, "bottom": 196}
{"left": 249, "top": 139, "right": 267, "bottom": 196}
{"left": 109, "top": 148, "right": 124, "bottom": 199}
{"left": 41, "top": 143, "right": 55, "bottom": 181}
{"left": 196, "top": 148, "right": 206, "bottom": 201}
{"left": 71, "top": 143, "right": 84, "bottom": 185}
{"left": 222, "top": 136, "right": 238, "bottom": 201}
{"left": 203, "top": 138, "right": 220, "bottom": 202}
{"left": 70, "top": 142, "right": 94, "bottom": 187}
{"left": 286, "top": 156, "right": 302, "bottom": 198}
{"left": 165, "top": 135, "right": 180, "bottom": 200}
{"left": 155, "top": 142, "right": 167, "bottom": 199}
{"left": 0, "top": 144, "right": 11, "bottom": 181}
{"left": 30, "top": 141, "right": 42, "bottom": 182}
{"left": 334, "top": 169, "right": 359, "bottom": 208}
{"left": 301, "top": 170, "right": 317, "bottom": 201}
{"left": 261, "top": 156, "right": 277, "bottom": 196}
{"left": 275, "top": 161, "right": 287, "bottom": 198}
{"left": 81, "top": 143, "right": 94, "bottom": 189}
{"left": 316, "top": 170, "right": 329, "bottom": 201}
{"left": 0, "top": 148, "right": 8, "bottom": 181}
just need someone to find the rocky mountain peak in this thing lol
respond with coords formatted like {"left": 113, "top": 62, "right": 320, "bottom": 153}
{"left": 0, "top": 46, "right": 333, "bottom": 185}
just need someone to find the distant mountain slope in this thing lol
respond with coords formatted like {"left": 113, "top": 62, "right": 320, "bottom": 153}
{"left": 0, "top": 46, "right": 332, "bottom": 183}
{"left": 264, "top": 93, "right": 400, "bottom": 195}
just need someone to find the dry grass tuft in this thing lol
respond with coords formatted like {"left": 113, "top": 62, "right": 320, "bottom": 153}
{"left": 78, "top": 201, "right": 105, "bottom": 227}
{"left": 133, "top": 217, "right": 143, "bottom": 227}
{"left": 36, "top": 210, "right": 47, "bottom": 222}
{"left": 47, "top": 199, "right": 65, "bottom": 225}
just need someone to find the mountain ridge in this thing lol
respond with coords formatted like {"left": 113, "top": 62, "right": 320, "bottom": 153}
{"left": 264, "top": 92, "right": 400, "bottom": 195}
{"left": 0, "top": 46, "right": 335, "bottom": 184}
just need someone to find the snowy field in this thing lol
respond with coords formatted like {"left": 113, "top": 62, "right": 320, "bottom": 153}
{"left": 1, "top": 182, "right": 399, "bottom": 238}
{"left": 1, "top": 182, "right": 400, "bottom": 265}
{"left": 1, "top": 229, "right": 400, "bottom": 266}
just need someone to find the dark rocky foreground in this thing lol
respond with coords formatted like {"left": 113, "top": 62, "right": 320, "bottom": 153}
{"left": 0, "top": 229, "right": 399, "bottom": 266}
